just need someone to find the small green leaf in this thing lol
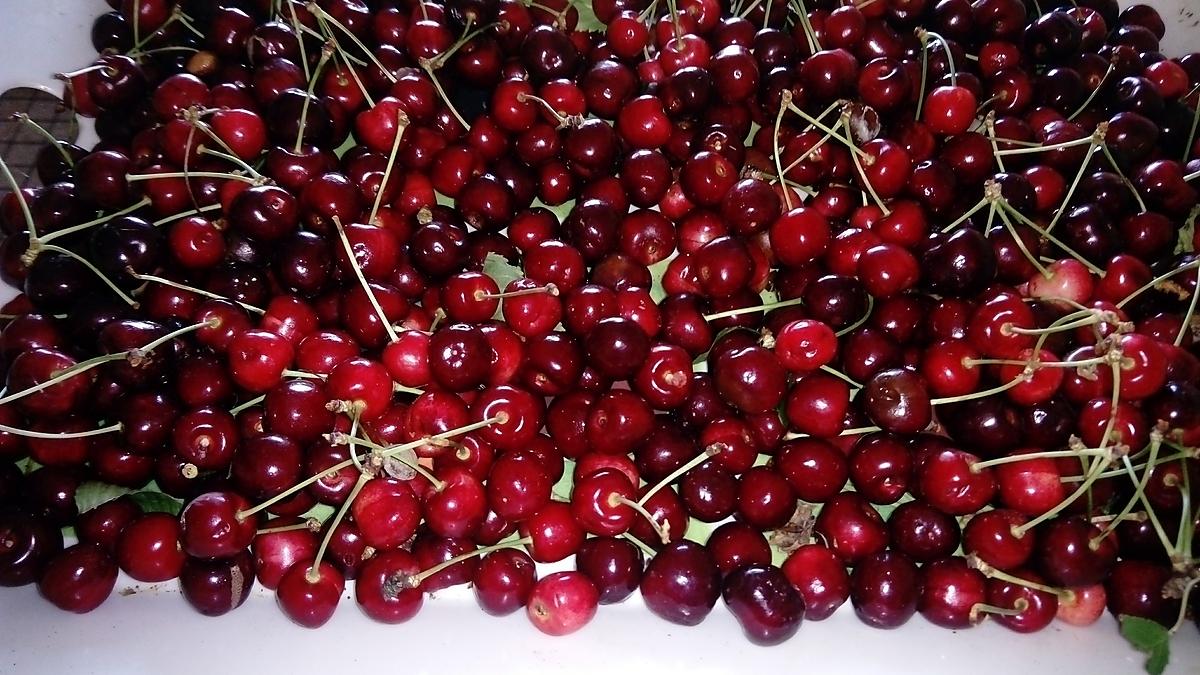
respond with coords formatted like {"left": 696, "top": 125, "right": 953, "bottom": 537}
{"left": 482, "top": 251, "right": 523, "bottom": 290}
{"left": 552, "top": 458, "right": 576, "bottom": 502}
{"left": 1120, "top": 615, "right": 1172, "bottom": 675}
{"left": 648, "top": 254, "right": 674, "bottom": 304}
{"left": 74, "top": 482, "right": 136, "bottom": 514}
{"left": 300, "top": 502, "right": 336, "bottom": 523}
{"left": 1176, "top": 206, "right": 1198, "bottom": 255}
{"left": 16, "top": 457, "right": 41, "bottom": 474}
{"left": 571, "top": 0, "right": 604, "bottom": 32}
{"left": 129, "top": 491, "right": 184, "bottom": 516}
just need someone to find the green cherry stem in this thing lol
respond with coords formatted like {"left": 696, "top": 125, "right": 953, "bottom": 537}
{"left": 308, "top": 472, "right": 368, "bottom": 583}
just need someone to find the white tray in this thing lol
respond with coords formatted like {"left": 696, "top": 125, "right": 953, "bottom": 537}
{"left": 0, "top": 1, "right": 1198, "bottom": 674}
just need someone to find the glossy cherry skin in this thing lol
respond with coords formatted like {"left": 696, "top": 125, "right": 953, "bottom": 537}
{"left": 722, "top": 564, "right": 806, "bottom": 646}
{"left": 116, "top": 513, "right": 186, "bottom": 583}
{"left": 985, "top": 569, "right": 1058, "bottom": 633}
{"left": 813, "top": 492, "right": 889, "bottom": 564}
{"left": 178, "top": 491, "right": 257, "bottom": 560}
{"left": 474, "top": 548, "right": 537, "bottom": 616}
{"left": 179, "top": 551, "right": 256, "bottom": 616}
{"left": 355, "top": 550, "right": 424, "bottom": 624}
{"left": 576, "top": 536, "right": 644, "bottom": 604}
{"left": 640, "top": 540, "right": 722, "bottom": 626}
{"left": 276, "top": 560, "right": 345, "bottom": 628}
{"left": 0, "top": 508, "right": 63, "bottom": 586}
{"left": 37, "top": 544, "right": 118, "bottom": 613}
{"left": 849, "top": 551, "right": 921, "bottom": 629}
{"left": 918, "top": 557, "right": 987, "bottom": 629}
{"left": 526, "top": 571, "right": 599, "bottom": 636}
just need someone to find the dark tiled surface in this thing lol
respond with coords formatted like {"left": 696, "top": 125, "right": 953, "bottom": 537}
{"left": 0, "top": 87, "right": 79, "bottom": 194}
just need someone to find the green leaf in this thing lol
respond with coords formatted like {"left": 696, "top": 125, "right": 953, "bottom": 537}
{"left": 552, "top": 458, "right": 576, "bottom": 502}
{"left": 300, "top": 502, "right": 336, "bottom": 523}
{"left": 129, "top": 491, "right": 184, "bottom": 516}
{"left": 482, "top": 251, "right": 524, "bottom": 320}
{"left": 571, "top": 0, "right": 604, "bottom": 32}
{"left": 648, "top": 254, "right": 674, "bottom": 304}
{"left": 1120, "top": 615, "right": 1171, "bottom": 675}
{"left": 74, "top": 482, "right": 136, "bottom": 514}
{"left": 15, "top": 457, "right": 41, "bottom": 474}
{"left": 1176, "top": 205, "right": 1198, "bottom": 255}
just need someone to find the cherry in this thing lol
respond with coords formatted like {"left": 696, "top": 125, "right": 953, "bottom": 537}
{"left": 0, "top": 508, "right": 64, "bottom": 586}
{"left": 918, "top": 557, "right": 987, "bottom": 629}
{"left": 1035, "top": 517, "right": 1117, "bottom": 587}
{"left": 813, "top": 492, "right": 889, "bottom": 564}
{"left": 179, "top": 491, "right": 257, "bottom": 560}
{"left": 850, "top": 550, "right": 921, "bottom": 629}
{"left": 640, "top": 540, "right": 722, "bottom": 626}
{"left": 355, "top": 550, "right": 424, "bottom": 624}
{"left": 37, "top": 544, "right": 118, "bottom": 613}
{"left": 526, "top": 571, "right": 599, "bottom": 636}
{"left": 888, "top": 500, "right": 961, "bottom": 563}
{"left": 963, "top": 509, "right": 1034, "bottom": 571}
{"left": 351, "top": 478, "right": 421, "bottom": 551}
{"left": 252, "top": 520, "right": 318, "bottom": 591}
{"left": 179, "top": 551, "right": 256, "bottom": 616}
{"left": 985, "top": 569, "right": 1058, "bottom": 633}
{"left": 116, "top": 512, "right": 186, "bottom": 583}
{"left": 474, "top": 548, "right": 537, "bottom": 615}
{"left": 706, "top": 522, "right": 772, "bottom": 577}
{"left": 276, "top": 559, "right": 345, "bottom": 628}
{"left": 723, "top": 564, "right": 805, "bottom": 646}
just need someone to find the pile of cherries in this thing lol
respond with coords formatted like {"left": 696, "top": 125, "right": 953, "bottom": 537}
{"left": 1, "top": 0, "right": 1199, "bottom": 656}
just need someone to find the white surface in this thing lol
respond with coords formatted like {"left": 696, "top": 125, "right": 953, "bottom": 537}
{"left": 0, "top": 1, "right": 1198, "bottom": 674}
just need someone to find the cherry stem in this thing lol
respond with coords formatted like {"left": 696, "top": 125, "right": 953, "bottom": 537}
{"left": 1116, "top": 259, "right": 1200, "bottom": 309}
{"left": 405, "top": 537, "right": 533, "bottom": 588}
{"left": 616, "top": 495, "right": 670, "bottom": 544}
{"left": 993, "top": 134, "right": 1095, "bottom": 157}
{"left": 1099, "top": 143, "right": 1147, "bottom": 213}
{"left": 128, "top": 270, "right": 265, "bottom": 314}
{"left": 820, "top": 365, "right": 863, "bottom": 388}
{"left": 332, "top": 216, "right": 400, "bottom": 343}
{"left": 12, "top": 113, "right": 74, "bottom": 167}
{"left": 914, "top": 33, "right": 930, "bottom": 120}
{"left": 971, "top": 559, "right": 1073, "bottom": 600}
{"left": 368, "top": 111, "right": 409, "bottom": 226}
{"left": 1172, "top": 466, "right": 1193, "bottom": 559}
{"left": 345, "top": 434, "right": 445, "bottom": 490}
{"left": 229, "top": 394, "right": 266, "bottom": 416}
{"left": 39, "top": 244, "right": 137, "bottom": 306}
{"left": 429, "top": 20, "right": 502, "bottom": 70}
{"left": 34, "top": 197, "right": 152, "bottom": 247}
{"left": 285, "top": 0, "right": 312, "bottom": 81}
{"left": 330, "top": 50, "right": 375, "bottom": 108}
{"left": 703, "top": 295, "right": 804, "bottom": 322}
{"left": 984, "top": 114, "right": 1008, "bottom": 173}
{"left": 0, "top": 152, "right": 36, "bottom": 241}
{"left": 638, "top": 446, "right": 720, "bottom": 507}
{"left": 126, "top": 171, "right": 259, "bottom": 185}
{"left": 1005, "top": 315, "right": 1100, "bottom": 335}
{"left": 307, "top": 2, "right": 397, "bottom": 83}
{"left": 393, "top": 382, "right": 425, "bottom": 396}
{"left": 962, "top": 356, "right": 1106, "bottom": 369}
{"left": 995, "top": 206, "right": 1051, "bottom": 278}
{"left": 257, "top": 518, "right": 321, "bottom": 536}
{"left": 969, "top": 599, "right": 1029, "bottom": 623}
{"left": 1185, "top": 90, "right": 1200, "bottom": 163}
{"left": 774, "top": 90, "right": 795, "bottom": 211}
{"left": 940, "top": 196, "right": 988, "bottom": 233}
{"left": 515, "top": 92, "right": 570, "bottom": 127}
{"left": 56, "top": 65, "right": 115, "bottom": 80}
{"left": 917, "top": 29, "right": 956, "bottom": 86}
{"left": 787, "top": 0, "right": 820, "bottom": 53}
{"left": 197, "top": 146, "right": 262, "bottom": 179}
{"left": 622, "top": 531, "right": 658, "bottom": 557}
{"left": 784, "top": 425, "right": 880, "bottom": 441}
{"left": 1068, "top": 61, "right": 1114, "bottom": 121}
{"left": 477, "top": 283, "right": 559, "bottom": 300}
{"left": 1061, "top": 451, "right": 1193, "bottom": 484}
{"left": 842, "top": 116, "right": 891, "bottom": 215}
{"left": 1169, "top": 577, "right": 1200, "bottom": 634}
{"left": 777, "top": 101, "right": 841, "bottom": 176}
{"left": 833, "top": 294, "right": 875, "bottom": 337}
{"left": 0, "top": 421, "right": 122, "bottom": 440}
{"left": 295, "top": 41, "right": 335, "bottom": 154}
{"left": 152, "top": 203, "right": 222, "bottom": 227}
{"left": 787, "top": 104, "right": 866, "bottom": 158}
{"left": 1045, "top": 144, "right": 1101, "bottom": 234}
{"left": 1013, "top": 449, "right": 1112, "bottom": 538}
{"left": 420, "top": 60, "right": 470, "bottom": 131}
{"left": 308, "top": 472, "right": 368, "bottom": 583}
{"left": 0, "top": 353, "right": 124, "bottom": 408}
{"left": 971, "top": 448, "right": 1110, "bottom": 472}
{"left": 1175, "top": 264, "right": 1200, "bottom": 346}
{"left": 1121, "top": 454, "right": 1178, "bottom": 556}
{"left": 1185, "top": 169, "right": 1200, "bottom": 183}
{"left": 998, "top": 200, "right": 1104, "bottom": 275}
